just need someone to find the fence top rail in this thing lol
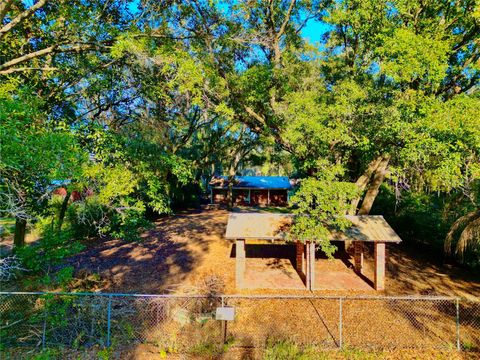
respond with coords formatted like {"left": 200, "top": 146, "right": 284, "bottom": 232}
{"left": 0, "top": 291, "right": 474, "bottom": 302}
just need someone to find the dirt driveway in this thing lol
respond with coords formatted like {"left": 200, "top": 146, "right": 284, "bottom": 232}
{"left": 66, "top": 209, "right": 480, "bottom": 298}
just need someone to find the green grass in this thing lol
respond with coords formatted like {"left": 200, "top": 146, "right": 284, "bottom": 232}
{"left": 263, "top": 341, "right": 386, "bottom": 360}
{"left": 0, "top": 218, "right": 15, "bottom": 238}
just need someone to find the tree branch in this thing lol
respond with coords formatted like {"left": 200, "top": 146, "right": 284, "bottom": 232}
{"left": 0, "top": 0, "right": 48, "bottom": 38}
{"left": 0, "top": 66, "right": 58, "bottom": 75}
{"left": 0, "top": 43, "right": 104, "bottom": 72}
{"left": 0, "top": 0, "right": 14, "bottom": 24}
{"left": 277, "top": 0, "right": 296, "bottom": 39}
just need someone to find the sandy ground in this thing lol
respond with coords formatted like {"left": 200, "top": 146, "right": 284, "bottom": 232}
{"left": 58, "top": 209, "right": 480, "bottom": 299}
{"left": 3, "top": 209, "right": 480, "bottom": 358}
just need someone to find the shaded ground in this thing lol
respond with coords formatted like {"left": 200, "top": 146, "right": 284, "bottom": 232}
{"left": 65, "top": 209, "right": 234, "bottom": 294}
{"left": 63, "top": 209, "right": 480, "bottom": 298}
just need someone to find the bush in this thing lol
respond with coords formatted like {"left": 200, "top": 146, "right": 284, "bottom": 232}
{"left": 16, "top": 228, "right": 84, "bottom": 273}
{"left": 372, "top": 184, "right": 480, "bottom": 267}
{"left": 67, "top": 199, "right": 109, "bottom": 239}
{"left": 67, "top": 198, "right": 152, "bottom": 242}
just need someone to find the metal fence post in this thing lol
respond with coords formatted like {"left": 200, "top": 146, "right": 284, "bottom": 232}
{"left": 339, "top": 297, "right": 343, "bottom": 349}
{"left": 221, "top": 296, "right": 227, "bottom": 345}
{"left": 456, "top": 298, "right": 460, "bottom": 351}
{"left": 106, "top": 295, "right": 112, "bottom": 348}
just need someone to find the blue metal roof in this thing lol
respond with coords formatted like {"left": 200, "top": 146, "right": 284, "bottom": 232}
{"left": 212, "top": 176, "right": 292, "bottom": 189}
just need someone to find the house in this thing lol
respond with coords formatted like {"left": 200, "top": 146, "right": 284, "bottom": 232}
{"left": 209, "top": 176, "right": 293, "bottom": 206}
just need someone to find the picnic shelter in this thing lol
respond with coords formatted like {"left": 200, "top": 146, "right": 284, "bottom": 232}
{"left": 225, "top": 213, "right": 402, "bottom": 291}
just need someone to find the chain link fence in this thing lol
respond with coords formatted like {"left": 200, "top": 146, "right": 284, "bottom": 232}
{"left": 1, "top": 292, "right": 479, "bottom": 356}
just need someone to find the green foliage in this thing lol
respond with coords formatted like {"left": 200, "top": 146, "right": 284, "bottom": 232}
{"left": 263, "top": 341, "right": 385, "bottom": 360}
{"left": 110, "top": 205, "right": 153, "bottom": 242}
{"left": 377, "top": 28, "right": 450, "bottom": 86}
{"left": 31, "top": 348, "right": 62, "bottom": 360}
{"left": 0, "top": 96, "right": 86, "bottom": 220}
{"left": 372, "top": 183, "right": 480, "bottom": 267}
{"left": 97, "top": 347, "right": 113, "bottom": 360}
{"left": 188, "top": 338, "right": 231, "bottom": 358}
{"left": 263, "top": 340, "right": 305, "bottom": 360}
{"left": 82, "top": 164, "right": 138, "bottom": 204}
{"left": 263, "top": 340, "right": 333, "bottom": 360}
{"left": 0, "top": 218, "right": 15, "bottom": 238}
{"left": 289, "top": 163, "right": 358, "bottom": 257}
{"left": 12, "top": 215, "right": 83, "bottom": 289}
{"left": 16, "top": 227, "right": 84, "bottom": 273}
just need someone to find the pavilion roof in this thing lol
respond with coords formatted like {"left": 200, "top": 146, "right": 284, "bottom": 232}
{"left": 225, "top": 213, "right": 402, "bottom": 243}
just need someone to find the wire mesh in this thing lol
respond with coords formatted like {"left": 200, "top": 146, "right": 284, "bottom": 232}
{"left": 459, "top": 300, "right": 480, "bottom": 352}
{"left": 225, "top": 297, "right": 340, "bottom": 348}
{"left": 1, "top": 292, "right": 479, "bottom": 355}
{"left": 341, "top": 298, "right": 457, "bottom": 349}
{"left": 109, "top": 295, "right": 223, "bottom": 351}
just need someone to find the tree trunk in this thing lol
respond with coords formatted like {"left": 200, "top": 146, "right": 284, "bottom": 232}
{"left": 349, "top": 156, "right": 384, "bottom": 215}
{"left": 14, "top": 217, "right": 27, "bottom": 248}
{"left": 357, "top": 155, "right": 390, "bottom": 215}
{"left": 56, "top": 190, "right": 71, "bottom": 232}
{"left": 227, "top": 150, "right": 242, "bottom": 209}
{"left": 227, "top": 168, "right": 236, "bottom": 210}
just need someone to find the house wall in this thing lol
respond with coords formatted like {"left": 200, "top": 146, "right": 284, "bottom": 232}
{"left": 212, "top": 188, "right": 289, "bottom": 206}
{"left": 250, "top": 190, "right": 268, "bottom": 205}
{"left": 269, "top": 190, "right": 288, "bottom": 206}
{"left": 212, "top": 189, "right": 228, "bottom": 204}
{"left": 233, "top": 189, "right": 250, "bottom": 205}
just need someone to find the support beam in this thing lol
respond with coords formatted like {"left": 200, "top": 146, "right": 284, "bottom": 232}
{"left": 310, "top": 241, "right": 315, "bottom": 290}
{"left": 235, "top": 239, "right": 246, "bottom": 289}
{"left": 305, "top": 241, "right": 311, "bottom": 289}
{"left": 354, "top": 241, "right": 364, "bottom": 274}
{"left": 267, "top": 189, "right": 270, "bottom": 205}
{"left": 305, "top": 241, "right": 315, "bottom": 291}
{"left": 374, "top": 242, "right": 386, "bottom": 291}
{"left": 295, "top": 240, "right": 304, "bottom": 274}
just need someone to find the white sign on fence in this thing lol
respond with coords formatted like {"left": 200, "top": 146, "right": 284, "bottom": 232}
{"left": 215, "top": 306, "right": 235, "bottom": 321}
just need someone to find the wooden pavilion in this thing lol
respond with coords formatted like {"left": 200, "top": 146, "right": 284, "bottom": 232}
{"left": 225, "top": 213, "right": 402, "bottom": 291}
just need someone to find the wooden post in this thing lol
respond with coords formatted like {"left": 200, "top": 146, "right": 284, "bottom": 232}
{"left": 302, "top": 243, "right": 306, "bottom": 274}
{"left": 354, "top": 241, "right": 364, "bottom": 274}
{"left": 305, "top": 241, "right": 315, "bottom": 291}
{"left": 267, "top": 189, "right": 270, "bottom": 205}
{"left": 305, "top": 241, "right": 311, "bottom": 289}
{"left": 236, "top": 239, "right": 246, "bottom": 289}
{"left": 374, "top": 242, "right": 386, "bottom": 291}
{"left": 309, "top": 241, "right": 315, "bottom": 291}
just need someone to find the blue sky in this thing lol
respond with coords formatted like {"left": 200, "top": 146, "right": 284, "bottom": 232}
{"left": 127, "top": 0, "right": 332, "bottom": 45}
{"left": 301, "top": 18, "right": 332, "bottom": 44}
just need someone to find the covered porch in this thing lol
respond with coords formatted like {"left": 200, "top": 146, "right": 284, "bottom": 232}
{"left": 225, "top": 213, "right": 402, "bottom": 291}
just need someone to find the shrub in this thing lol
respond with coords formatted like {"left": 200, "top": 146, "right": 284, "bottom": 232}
{"left": 16, "top": 228, "right": 84, "bottom": 273}
{"left": 67, "top": 199, "right": 110, "bottom": 239}
{"left": 109, "top": 202, "right": 153, "bottom": 242}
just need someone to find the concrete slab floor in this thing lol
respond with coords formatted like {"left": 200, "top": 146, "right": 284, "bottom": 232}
{"left": 314, "top": 258, "right": 373, "bottom": 291}
{"left": 243, "top": 258, "right": 305, "bottom": 290}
